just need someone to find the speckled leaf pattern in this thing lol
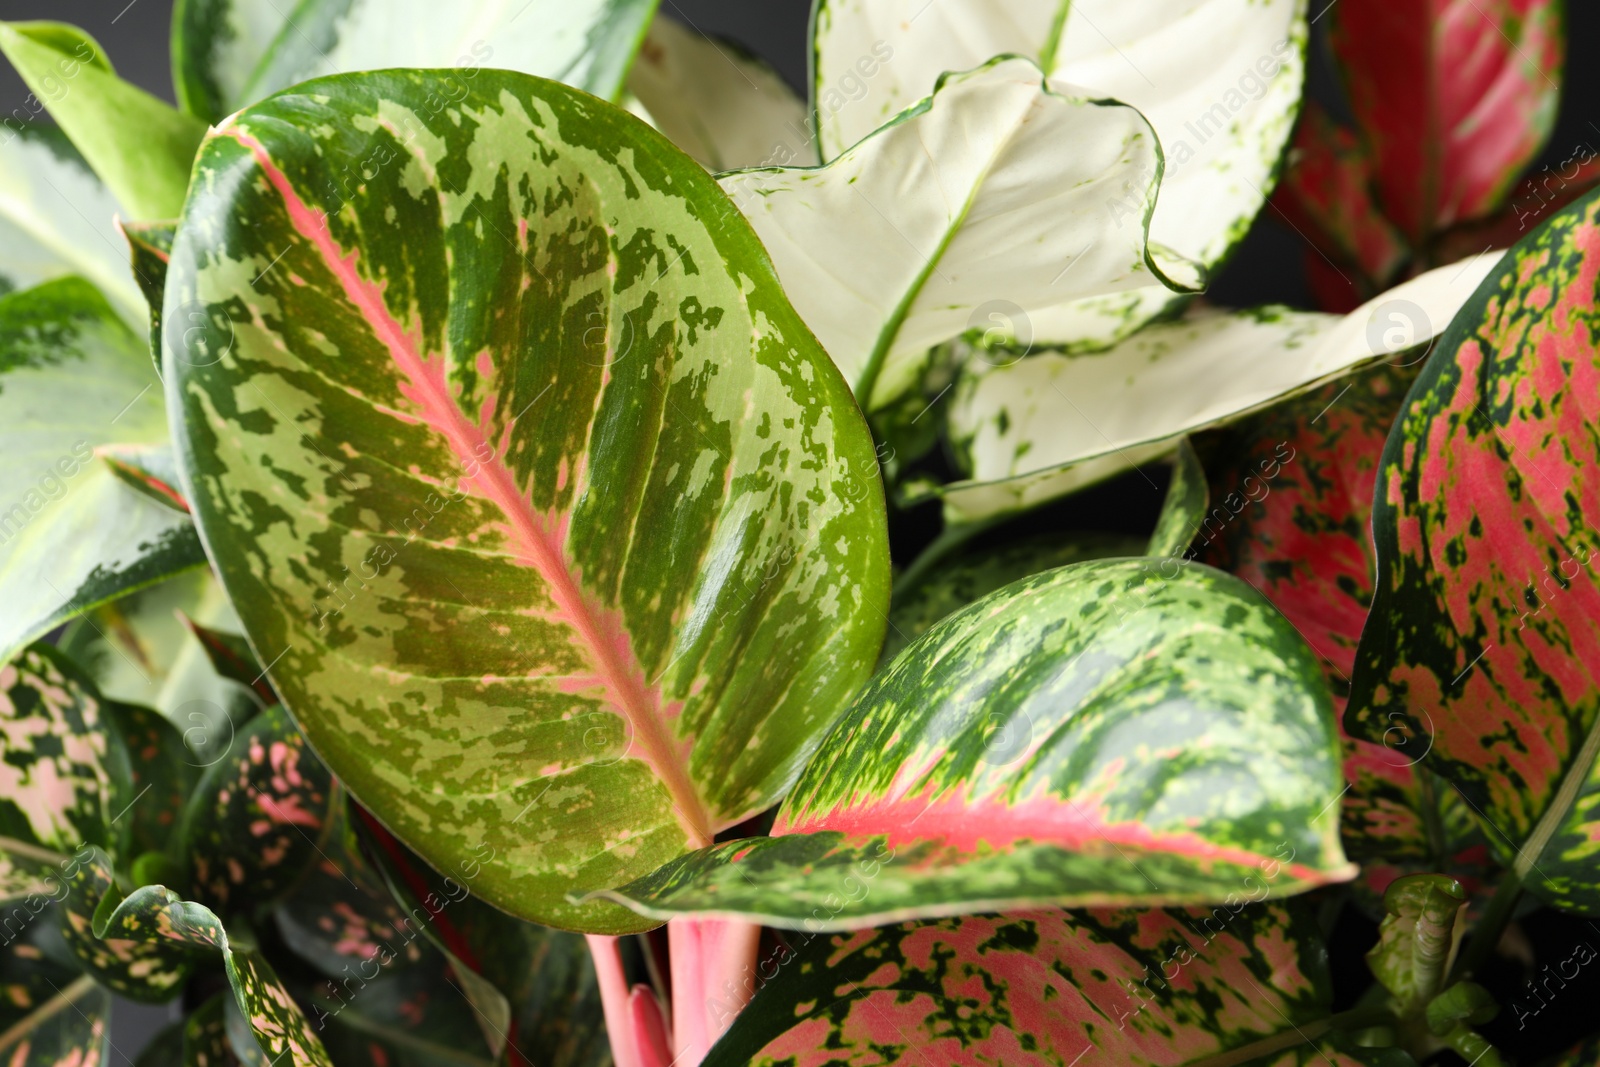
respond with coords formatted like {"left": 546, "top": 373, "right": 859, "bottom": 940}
{"left": 116, "top": 219, "right": 174, "bottom": 374}
{"left": 0, "top": 644, "right": 113, "bottom": 862}
{"left": 165, "top": 69, "right": 888, "bottom": 932}
{"left": 0, "top": 126, "right": 143, "bottom": 323}
{"left": 703, "top": 904, "right": 1373, "bottom": 1067}
{"left": 175, "top": 705, "right": 333, "bottom": 912}
{"left": 0, "top": 277, "right": 205, "bottom": 664}
{"left": 102, "top": 700, "right": 198, "bottom": 862}
{"left": 810, "top": 0, "right": 1306, "bottom": 351}
{"left": 719, "top": 55, "right": 1201, "bottom": 412}
{"left": 357, "top": 808, "right": 612, "bottom": 1067}
{"left": 594, "top": 559, "right": 1354, "bottom": 929}
{"left": 1365, "top": 874, "right": 1466, "bottom": 1015}
{"left": 1148, "top": 439, "right": 1208, "bottom": 558}
{"left": 0, "top": 966, "right": 109, "bottom": 1067}
{"left": 942, "top": 255, "right": 1502, "bottom": 524}
{"left": 56, "top": 846, "right": 194, "bottom": 1002}
{"left": 627, "top": 15, "right": 814, "bottom": 172}
{"left": 1330, "top": 0, "right": 1564, "bottom": 242}
{"left": 884, "top": 532, "right": 1144, "bottom": 662}
{"left": 103, "top": 886, "right": 334, "bottom": 1067}
{"left": 183, "top": 995, "right": 241, "bottom": 1067}
{"left": 171, "top": 0, "right": 660, "bottom": 122}
{"left": 1349, "top": 187, "right": 1600, "bottom": 912}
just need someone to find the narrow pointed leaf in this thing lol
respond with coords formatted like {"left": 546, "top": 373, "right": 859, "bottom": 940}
{"left": 1349, "top": 187, "right": 1600, "bottom": 912}
{"left": 1148, "top": 438, "right": 1207, "bottom": 558}
{"left": 0, "top": 277, "right": 205, "bottom": 664}
{"left": 0, "top": 22, "right": 206, "bottom": 220}
{"left": 1330, "top": 0, "right": 1563, "bottom": 242}
{"left": 720, "top": 55, "right": 1200, "bottom": 412}
{"left": 1365, "top": 873, "right": 1467, "bottom": 1015}
{"left": 172, "top": 0, "right": 660, "bottom": 122}
{"left": 178, "top": 618, "right": 273, "bottom": 704}
{"left": 811, "top": 0, "right": 1307, "bottom": 350}
{"left": 118, "top": 219, "right": 176, "bottom": 374}
{"left": 703, "top": 904, "right": 1370, "bottom": 1067}
{"left": 942, "top": 255, "right": 1502, "bottom": 524}
{"left": 594, "top": 559, "right": 1354, "bottom": 929}
{"left": 102, "top": 886, "right": 334, "bottom": 1067}
{"left": 0, "top": 126, "right": 143, "bottom": 320}
{"left": 627, "top": 15, "right": 814, "bottom": 172}
{"left": 57, "top": 846, "right": 195, "bottom": 1001}
{"left": 175, "top": 705, "right": 334, "bottom": 913}
{"left": 165, "top": 69, "right": 888, "bottom": 932}
{"left": 884, "top": 531, "right": 1144, "bottom": 662}
{"left": 1273, "top": 101, "right": 1409, "bottom": 293}
{"left": 97, "top": 444, "right": 191, "bottom": 513}
{"left": 0, "top": 644, "right": 114, "bottom": 860}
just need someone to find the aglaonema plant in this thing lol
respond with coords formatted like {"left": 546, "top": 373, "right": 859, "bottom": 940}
{"left": 0, "top": 1, "right": 1594, "bottom": 1066}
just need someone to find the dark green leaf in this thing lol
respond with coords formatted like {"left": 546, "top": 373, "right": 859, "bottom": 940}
{"left": 118, "top": 218, "right": 175, "bottom": 375}
{"left": 104, "top": 700, "right": 198, "bottom": 861}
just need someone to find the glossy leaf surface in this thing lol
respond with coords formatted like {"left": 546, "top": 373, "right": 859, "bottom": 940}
{"left": 103, "top": 886, "right": 333, "bottom": 1067}
{"left": 810, "top": 0, "right": 1306, "bottom": 350}
{"left": 720, "top": 56, "right": 1200, "bottom": 411}
{"left": 165, "top": 69, "right": 887, "bottom": 933}
{"left": 0, "top": 22, "right": 206, "bottom": 220}
{"left": 1148, "top": 439, "right": 1208, "bottom": 558}
{"left": 942, "top": 255, "right": 1501, "bottom": 523}
{"left": 595, "top": 559, "right": 1354, "bottom": 929}
{"left": 171, "top": 0, "right": 660, "bottom": 121}
{"left": 0, "top": 965, "right": 108, "bottom": 1067}
{"left": 1349, "top": 187, "right": 1600, "bottom": 912}
{"left": 0, "top": 277, "right": 204, "bottom": 664}
{"left": 1330, "top": 0, "right": 1564, "bottom": 242}
{"left": 703, "top": 904, "right": 1372, "bottom": 1067}
{"left": 1365, "top": 873, "right": 1466, "bottom": 1016}
{"left": 57, "top": 846, "right": 194, "bottom": 1001}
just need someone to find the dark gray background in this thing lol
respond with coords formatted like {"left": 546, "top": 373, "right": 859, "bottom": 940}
{"left": 0, "top": 0, "right": 1594, "bottom": 1061}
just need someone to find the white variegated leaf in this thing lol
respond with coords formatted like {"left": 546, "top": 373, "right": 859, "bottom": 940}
{"left": 627, "top": 15, "right": 815, "bottom": 172}
{"left": 943, "top": 253, "right": 1504, "bottom": 523}
{"left": 720, "top": 56, "right": 1202, "bottom": 412}
{"left": 0, "top": 126, "right": 141, "bottom": 323}
{"left": 172, "top": 0, "right": 660, "bottom": 121}
{"left": 813, "top": 0, "right": 1308, "bottom": 351}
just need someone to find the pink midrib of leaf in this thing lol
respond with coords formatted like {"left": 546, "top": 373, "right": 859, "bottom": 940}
{"left": 222, "top": 127, "right": 715, "bottom": 850}
{"left": 775, "top": 785, "right": 1351, "bottom": 887}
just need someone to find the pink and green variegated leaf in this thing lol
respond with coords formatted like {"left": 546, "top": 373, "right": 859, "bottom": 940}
{"left": 164, "top": 69, "right": 888, "bottom": 934}
{"left": 592, "top": 559, "right": 1354, "bottom": 930}
{"left": 1365, "top": 873, "right": 1467, "bottom": 1016}
{"left": 56, "top": 846, "right": 195, "bottom": 1002}
{"left": 96, "top": 445, "right": 190, "bottom": 514}
{"left": 102, "top": 886, "right": 333, "bottom": 1067}
{"left": 1329, "top": 0, "right": 1564, "bottom": 243}
{"left": 355, "top": 807, "right": 611, "bottom": 1067}
{"left": 0, "top": 963, "right": 110, "bottom": 1067}
{"left": 1434, "top": 156, "right": 1600, "bottom": 266}
{"left": 182, "top": 995, "right": 242, "bottom": 1067}
{"left": 0, "top": 644, "right": 115, "bottom": 869}
{"left": 174, "top": 705, "right": 334, "bottom": 913}
{"left": 103, "top": 700, "right": 199, "bottom": 861}
{"left": 704, "top": 904, "right": 1378, "bottom": 1067}
{"left": 1348, "top": 186, "right": 1600, "bottom": 913}
{"left": 1272, "top": 101, "right": 1409, "bottom": 297}
{"left": 118, "top": 219, "right": 175, "bottom": 375}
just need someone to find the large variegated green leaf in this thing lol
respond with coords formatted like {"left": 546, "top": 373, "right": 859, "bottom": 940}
{"left": 627, "top": 15, "right": 813, "bottom": 172}
{"left": 592, "top": 558, "right": 1353, "bottom": 929}
{"left": 719, "top": 55, "right": 1201, "bottom": 412}
{"left": 811, "top": 0, "right": 1306, "bottom": 350}
{"left": 175, "top": 705, "right": 334, "bottom": 913}
{"left": 171, "top": 0, "right": 660, "bottom": 122}
{"left": 703, "top": 904, "right": 1383, "bottom": 1067}
{"left": 0, "top": 22, "right": 207, "bottom": 221}
{"left": 1349, "top": 187, "right": 1600, "bottom": 913}
{"left": 0, "top": 126, "right": 142, "bottom": 321}
{"left": 942, "top": 254, "right": 1502, "bottom": 524}
{"left": 164, "top": 69, "right": 888, "bottom": 933}
{"left": 0, "top": 278, "right": 205, "bottom": 665}
{"left": 102, "top": 887, "right": 333, "bottom": 1067}
{"left": 0, "top": 645, "right": 114, "bottom": 879}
